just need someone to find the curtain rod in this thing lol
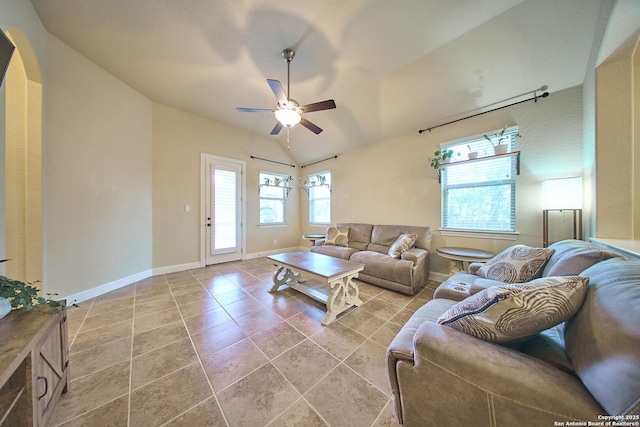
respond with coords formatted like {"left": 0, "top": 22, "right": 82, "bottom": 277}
{"left": 300, "top": 155, "right": 338, "bottom": 169}
{"left": 250, "top": 155, "right": 296, "bottom": 168}
{"left": 418, "top": 90, "right": 550, "bottom": 134}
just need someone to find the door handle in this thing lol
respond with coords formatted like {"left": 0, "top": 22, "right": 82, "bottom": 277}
{"left": 37, "top": 375, "right": 49, "bottom": 400}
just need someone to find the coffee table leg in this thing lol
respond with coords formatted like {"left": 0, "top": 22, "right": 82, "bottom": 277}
{"left": 322, "top": 272, "right": 363, "bottom": 325}
{"left": 269, "top": 266, "right": 305, "bottom": 292}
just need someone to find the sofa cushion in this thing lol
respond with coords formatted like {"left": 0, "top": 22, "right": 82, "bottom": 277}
{"left": 437, "top": 276, "right": 588, "bottom": 343}
{"left": 564, "top": 257, "right": 640, "bottom": 415}
{"left": 325, "top": 225, "right": 349, "bottom": 246}
{"left": 310, "top": 244, "right": 359, "bottom": 260}
{"left": 518, "top": 324, "right": 574, "bottom": 374}
{"left": 477, "top": 245, "right": 554, "bottom": 283}
{"left": 349, "top": 251, "right": 414, "bottom": 287}
{"left": 542, "top": 239, "right": 620, "bottom": 277}
{"left": 388, "top": 234, "right": 417, "bottom": 259}
{"left": 336, "top": 223, "right": 373, "bottom": 251}
{"left": 369, "top": 224, "right": 432, "bottom": 253}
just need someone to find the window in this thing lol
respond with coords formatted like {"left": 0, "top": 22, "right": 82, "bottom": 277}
{"left": 259, "top": 172, "right": 290, "bottom": 225}
{"left": 441, "top": 127, "right": 518, "bottom": 233}
{"left": 308, "top": 171, "right": 331, "bottom": 225}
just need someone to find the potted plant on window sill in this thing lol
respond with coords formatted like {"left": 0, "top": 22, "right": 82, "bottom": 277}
{"left": 483, "top": 125, "right": 521, "bottom": 155}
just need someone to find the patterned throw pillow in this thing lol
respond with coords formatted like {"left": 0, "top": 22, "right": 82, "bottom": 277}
{"left": 437, "top": 276, "right": 589, "bottom": 343}
{"left": 477, "top": 245, "right": 554, "bottom": 283}
{"left": 388, "top": 234, "right": 418, "bottom": 258}
{"left": 325, "top": 225, "right": 349, "bottom": 247}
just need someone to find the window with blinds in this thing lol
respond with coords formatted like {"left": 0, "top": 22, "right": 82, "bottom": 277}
{"left": 441, "top": 127, "right": 518, "bottom": 232}
{"left": 308, "top": 171, "right": 331, "bottom": 225}
{"left": 259, "top": 172, "right": 289, "bottom": 225}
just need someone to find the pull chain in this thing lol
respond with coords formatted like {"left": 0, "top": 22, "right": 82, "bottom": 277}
{"left": 286, "top": 128, "right": 290, "bottom": 150}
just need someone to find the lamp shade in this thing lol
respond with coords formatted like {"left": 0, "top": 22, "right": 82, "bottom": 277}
{"left": 542, "top": 177, "right": 583, "bottom": 210}
{"left": 275, "top": 108, "right": 301, "bottom": 127}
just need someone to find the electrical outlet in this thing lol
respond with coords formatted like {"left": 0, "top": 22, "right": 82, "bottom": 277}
{"left": 273, "top": 239, "right": 278, "bottom": 245}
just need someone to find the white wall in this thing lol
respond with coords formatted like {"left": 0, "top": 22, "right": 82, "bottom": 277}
{"left": 45, "top": 34, "right": 153, "bottom": 299}
{"left": 152, "top": 103, "right": 301, "bottom": 270}
{"left": 302, "top": 86, "right": 585, "bottom": 275}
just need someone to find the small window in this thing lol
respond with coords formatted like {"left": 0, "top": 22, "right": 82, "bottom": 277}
{"left": 307, "top": 171, "right": 331, "bottom": 225}
{"left": 259, "top": 172, "right": 290, "bottom": 225}
{"left": 441, "top": 127, "right": 518, "bottom": 233}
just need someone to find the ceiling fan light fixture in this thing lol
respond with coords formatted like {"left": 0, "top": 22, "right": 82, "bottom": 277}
{"left": 275, "top": 107, "right": 301, "bottom": 127}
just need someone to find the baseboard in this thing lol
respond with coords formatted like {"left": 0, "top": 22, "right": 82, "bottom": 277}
{"left": 152, "top": 262, "right": 202, "bottom": 276}
{"left": 64, "top": 269, "right": 153, "bottom": 304}
{"left": 245, "top": 246, "right": 307, "bottom": 260}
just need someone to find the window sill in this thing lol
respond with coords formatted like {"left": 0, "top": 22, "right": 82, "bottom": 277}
{"left": 259, "top": 223, "right": 288, "bottom": 228}
{"left": 439, "top": 229, "right": 519, "bottom": 240}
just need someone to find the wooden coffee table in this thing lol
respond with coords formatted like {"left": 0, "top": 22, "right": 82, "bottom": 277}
{"left": 267, "top": 251, "right": 365, "bottom": 325}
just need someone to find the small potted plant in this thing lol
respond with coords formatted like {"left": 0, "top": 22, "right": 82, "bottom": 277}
{"left": 263, "top": 177, "right": 271, "bottom": 185}
{"left": 273, "top": 177, "right": 281, "bottom": 186}
{"left": 483, "top": 125, "right": 520, "bottom": 155}
{"left": 316, "top": 174, "right": 326, "bottom": 186}
{"left": 429, "top": 149, "right": 455, "bottom": 174}
{"left": 467, "top": 144, "right": 478, "bottom": 160}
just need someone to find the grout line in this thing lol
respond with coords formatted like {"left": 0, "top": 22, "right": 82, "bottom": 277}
{"left": 59, "top": 258, "right": 418, "bottom": 426}
{"left": 169, "top": 269, "right": 232, "bottom": 427}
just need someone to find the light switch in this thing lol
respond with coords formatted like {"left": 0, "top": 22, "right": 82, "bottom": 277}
{"left": 184, "top": 205, "right": 191, "bottom": 212}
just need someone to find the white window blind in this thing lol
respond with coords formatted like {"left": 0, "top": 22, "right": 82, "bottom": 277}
{"left": 308, "top": 171, "right": 331, "bottom": 225}
{"left": 259, "top": 172, "right": 289, "bottom": 225}
{"left": 441, "top": 128, "right": 518, "bottom": 232}
{"left": 213, "top": 168, "right": 237, "bottom": 249}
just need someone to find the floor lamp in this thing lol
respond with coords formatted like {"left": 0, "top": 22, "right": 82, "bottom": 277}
{"left": 542, "top": 177, "right": 583, "bottom": 248}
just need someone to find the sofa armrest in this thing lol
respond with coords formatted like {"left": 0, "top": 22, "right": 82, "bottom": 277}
{"left": 388, "top": 320, "right": 604, "bottom": 426}
{"left": 401, "top": 247, "right": 427, "bottom": 263}
{"left": 468, "top": 262, "right": 484, "bottom": 274}
{"left": 313, "top": 239, "right": 326, "bottom": 246}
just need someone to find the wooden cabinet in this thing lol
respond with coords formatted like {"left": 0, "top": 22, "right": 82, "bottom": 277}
{"left": 0, "top": 308, "right": 69, "bottom": 426}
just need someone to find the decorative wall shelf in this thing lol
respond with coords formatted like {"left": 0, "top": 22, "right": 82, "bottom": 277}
{"left": 258, "top": 184, "right": 293, "bottom": 197}
{"left": 438, "top": 151, "right": 521, "bottom": 183}
{"left": 302, "top": 183, "right": 331, "bottom": 194}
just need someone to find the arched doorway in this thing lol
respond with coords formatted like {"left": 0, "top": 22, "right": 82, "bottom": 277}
{"left": 2, "top": 28, "right": 43, "bottom": 283}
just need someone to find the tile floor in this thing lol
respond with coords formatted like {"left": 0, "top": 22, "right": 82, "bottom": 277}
{"left": 50, "top": 257, "right": 438, "bottom": 427}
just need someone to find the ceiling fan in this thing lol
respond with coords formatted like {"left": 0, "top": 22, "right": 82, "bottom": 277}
{"left": 236, "top": 48, "right": 336, "bottom": 135}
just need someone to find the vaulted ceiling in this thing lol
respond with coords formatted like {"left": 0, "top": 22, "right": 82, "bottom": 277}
{"left": 29, "top": 0, "right": 603, "bottom": 164}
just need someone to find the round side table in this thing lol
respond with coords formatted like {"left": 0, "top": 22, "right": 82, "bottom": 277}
{"left": 302, "top": 233, "right": 325, "bottom": 246}
{"left": 436, "top": 246, "right": 495, "bottom": 275}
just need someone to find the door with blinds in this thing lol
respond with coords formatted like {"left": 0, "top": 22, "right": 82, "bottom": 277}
{"left": 203, "top": 155, "right": 244, "bottom": 265}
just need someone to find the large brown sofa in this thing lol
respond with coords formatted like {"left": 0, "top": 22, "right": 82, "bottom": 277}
{"left": 310, "top": 223, "right": 431, "bottom": 295}
{"left": 386, "top": 239, "right": 640, "bottom": 426}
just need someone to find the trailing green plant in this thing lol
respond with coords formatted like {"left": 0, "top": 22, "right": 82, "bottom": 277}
{"left": 429, "top": 149, "right": 455, "bottom": 173}
{"left": 0, "top": 260, "right": 74, "bottom": 313}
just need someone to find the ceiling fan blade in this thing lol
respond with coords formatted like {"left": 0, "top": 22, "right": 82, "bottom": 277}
{"left": 300, "top": 117, "right": 323, "bottom": 134}
{"left": 270, "top": 121, "right": 284, "bottom": 135}
{"left": 300, "top": 99, "right": 336, "bottom": 113}
{"left": 236, "top": 107, "right": 274, "bottom": 113}
{"left": 267, "top": 79, "right": 288, "bottom": 104}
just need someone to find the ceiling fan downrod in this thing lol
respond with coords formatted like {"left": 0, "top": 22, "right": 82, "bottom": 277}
{"left": 282, "top": 49, "right": 295, "bottom": 100}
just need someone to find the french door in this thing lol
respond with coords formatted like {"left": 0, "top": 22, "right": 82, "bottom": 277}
{"left": 202, "top": 154, "right": 244, "bottom": 265}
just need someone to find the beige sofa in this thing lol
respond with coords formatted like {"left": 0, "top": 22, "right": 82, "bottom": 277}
{"left": 310, "top": 223, "right": 431, "bottom": 295}
{"left": 386, "top": 239, "right": 640, "bottom": 426}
